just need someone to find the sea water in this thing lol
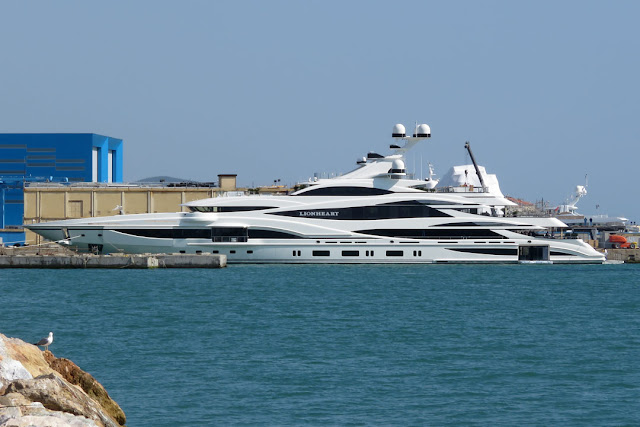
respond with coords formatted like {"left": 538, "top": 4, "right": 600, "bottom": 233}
{"left": 1, "top": 264, "right": 639, "bottom": 426}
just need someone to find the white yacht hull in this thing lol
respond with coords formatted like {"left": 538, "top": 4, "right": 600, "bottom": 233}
{"left": 30, "top": 221, "right": 604, "bottom": 264}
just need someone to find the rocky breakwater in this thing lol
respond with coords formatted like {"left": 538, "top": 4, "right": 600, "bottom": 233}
{"left": 0, "top": 333, "right": 125, "bottom": 426}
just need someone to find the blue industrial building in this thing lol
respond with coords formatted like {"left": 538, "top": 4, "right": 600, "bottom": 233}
{"left": 0, "top": 134, "right": 123, "bottom": 245}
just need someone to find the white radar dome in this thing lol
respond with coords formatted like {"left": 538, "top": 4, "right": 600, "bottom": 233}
{"left": 413, "top": 124, "right": 431, "bottom": 138}
{"left": 392, "top": 124, "right": 406, "bottom": 138}
{"left": 392, "top": 159, "right": 405, "bottom": 170}
{"left": 390, "top": 159, "right": 406, "bottom": 174}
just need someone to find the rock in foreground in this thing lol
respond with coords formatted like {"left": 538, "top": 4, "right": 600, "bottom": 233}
{"left": 0, "top": 333, "right": 125, "bottom": 426}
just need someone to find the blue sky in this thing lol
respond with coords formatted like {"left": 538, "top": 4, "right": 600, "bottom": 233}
{"left": 1, "top": 1, "right": 638, "bottom": 221}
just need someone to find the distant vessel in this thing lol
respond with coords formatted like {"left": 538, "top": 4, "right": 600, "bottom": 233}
{"left": 554, "top": 182, "right": 628, "bottom": 230}
{"left": 27, "top": 123, "right": 604, "bottom": 264}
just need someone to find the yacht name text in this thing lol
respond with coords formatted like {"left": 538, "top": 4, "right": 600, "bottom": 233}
{"left": 298, "top": 211, "right": 340, "bottom": 217}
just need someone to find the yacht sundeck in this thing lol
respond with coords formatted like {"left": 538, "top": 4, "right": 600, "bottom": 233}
{"left": 27, "top": 123, "right": 605, "bottom": 264}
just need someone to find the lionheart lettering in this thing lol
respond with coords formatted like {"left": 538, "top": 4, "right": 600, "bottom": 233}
{"left": 298, "top": 211, "right": 340, "bottom": 217}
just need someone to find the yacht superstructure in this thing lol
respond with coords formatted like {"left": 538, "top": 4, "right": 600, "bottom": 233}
{"left": 554, "top": 181, "right": 629, "bottom": 230}
{"left": 27, "top": 124, "right": 605, "bottom": 264}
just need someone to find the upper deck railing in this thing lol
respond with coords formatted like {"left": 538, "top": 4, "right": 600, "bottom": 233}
{"left": 434, "top": 185, "right": 489, "bottom": 194}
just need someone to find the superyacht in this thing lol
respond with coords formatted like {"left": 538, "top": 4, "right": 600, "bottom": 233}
{"left": 27, "top": 124, "right": 605, "bottom": 264}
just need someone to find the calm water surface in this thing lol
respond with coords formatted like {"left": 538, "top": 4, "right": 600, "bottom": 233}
{"left": 1, "top": 264, "right": 639, "bottom": 425}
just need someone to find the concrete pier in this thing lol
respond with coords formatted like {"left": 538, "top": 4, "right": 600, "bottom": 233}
{"left": 606, "top": 248, "right": 639, "bottom": 263}
{"left": 0, "top": 253, "right": 226, "bottom": 269}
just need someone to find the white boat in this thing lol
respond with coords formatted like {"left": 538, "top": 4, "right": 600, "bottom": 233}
{"left": 27, "top": 123, "right": 604, "bottom": 264}
{"left": 554, "top": 182, "right": 628, "bottom": 230}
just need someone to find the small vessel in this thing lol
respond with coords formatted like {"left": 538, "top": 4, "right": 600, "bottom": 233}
{"left": 27, "top": 123, "right": 604, "bottom": 264}
{"left": 554, "top": 182, "right": 628, "bottom": 230}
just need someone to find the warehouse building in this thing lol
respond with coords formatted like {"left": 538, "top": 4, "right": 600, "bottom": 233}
{"left": 23, "top": 175, "right": 241, "bottom": 247}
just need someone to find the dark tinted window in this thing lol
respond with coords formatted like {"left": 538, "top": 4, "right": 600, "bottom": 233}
{"left": 451, "top": 208, "right": 479, "bottom": 214}
{"left": 356, "top": 229, "right": 504, "bottom": 239}
{"left": 448, "top": 248, "right": 517, "bottom": 256}
{"left": 386, "top": 250, "right": 403, "bottom": 256}
{"left": 211, "top": 227, "right": 248, "bottom": 242}
{"left": 189, "top": 206, "right": 275, "bottom": 213}
{"left": 248, "top": 229, "right": 302, "bottom": 239}
{"left": 341, "top": 250, "right": 359, "bottom": 256}
{"left": 211, "top": 227, "right": 247, "bottom": 237}
{"left": 312, "top": 250, "right": 330, "bottom": 256}
{"left": 271, "top": 201, "right": 450, "bottom": 220}
{"left": 435, "top": 222, "right": 512, "bottom": 227}
{"left": 114, "top": 228, "right": 210, "bottom": 239}
{"left": 293, "top": 186, "right": 393, "bottom": 196}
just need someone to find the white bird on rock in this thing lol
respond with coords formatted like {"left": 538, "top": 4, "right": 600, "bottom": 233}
{"left": 34, "top": 331, "right": 53, "bottom": 351}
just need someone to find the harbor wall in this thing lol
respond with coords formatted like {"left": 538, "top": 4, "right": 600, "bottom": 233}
{"left": 606, "top": 249, "right": 639, "bottom": 263}
{"left": 0, "top": 253, "right": 227, "bottom": 268}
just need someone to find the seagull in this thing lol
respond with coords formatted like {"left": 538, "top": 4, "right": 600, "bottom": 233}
{"left": 34, "top": 332, "right": 53, "bottom": 351}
